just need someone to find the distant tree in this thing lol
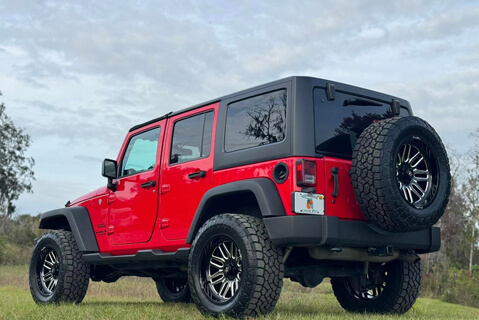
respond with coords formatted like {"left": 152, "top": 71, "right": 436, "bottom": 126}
{"left": 423, "top": 150, "right": 469, "bottom": 274}
{"left": 464, "top": 130, "right": 479, "bottom": 273}
{"left": 0, "top": 91, "right": 35, "bottom": 232}
{"left": 334, "top": 110, "right": 394, "bottom": 137}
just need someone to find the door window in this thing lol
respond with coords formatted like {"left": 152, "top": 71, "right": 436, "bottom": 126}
{"left": 170, "top": 111, "right": 214, "bottom": 165}
{"left": 120, "top": 127, "right": 161, "bottom": 177}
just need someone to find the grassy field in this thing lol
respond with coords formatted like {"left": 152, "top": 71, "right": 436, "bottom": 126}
{"left": 1, "top": 265, "right": 478, "bottom": 320}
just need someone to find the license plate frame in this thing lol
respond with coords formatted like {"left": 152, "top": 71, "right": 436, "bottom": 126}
{"left": 292, "top": 192, "right": 325, "bottom": 215}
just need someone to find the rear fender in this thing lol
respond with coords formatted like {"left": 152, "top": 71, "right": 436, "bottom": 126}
{"left": 185, "top": 178, "right": 286, "bottom": 244}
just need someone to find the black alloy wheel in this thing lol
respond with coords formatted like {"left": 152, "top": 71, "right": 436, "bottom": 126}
{"left": 200, "top": 236, "right": 242, "bottom": 302}
{"left": 35, "top": 246, "right": 61, "bottom": 296}
{"left": 331, "top": 255, "right": 421, "bottom": 314}
{"left": 29, "top": 231, "right": 90, "bottom": 304}
{"left": 188, "top": 214, "right": 284, "bottom": 318}
{"left": 351, "top": 116, "right": 450, "bottom": 232}
{"left": 396, "top": 138, "right": 438, "bottom": 208}
{"left": 156, "top": 278, "right": 191, "bottom": 303}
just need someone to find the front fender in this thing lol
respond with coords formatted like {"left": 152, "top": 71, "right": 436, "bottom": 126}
{"left": 39, "top": 206, "right": 99, "bottom": 252}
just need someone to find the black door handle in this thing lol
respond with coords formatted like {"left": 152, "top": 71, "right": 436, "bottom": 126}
{"left": 141, "top": 180, "right": 156, "bottom": 188}
{"left": 188, "top": 170, "right": 207, "bottom": 179}
{"left": 330, "top": 167, "right": 339, "bottom": 198}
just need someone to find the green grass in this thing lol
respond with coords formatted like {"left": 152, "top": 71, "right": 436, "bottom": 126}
{"left": 1, "top": 265, "right": 478, "bottom": 320}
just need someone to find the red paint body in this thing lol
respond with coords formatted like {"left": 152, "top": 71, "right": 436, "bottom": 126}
{"left": 70, "top": 102, "right": 366, "bottom": 255}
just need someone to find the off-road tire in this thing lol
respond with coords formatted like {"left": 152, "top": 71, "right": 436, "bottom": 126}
{"left": 331, "top": 255, "right": 421, "bottom": 314}
{"left": 188, "top": 214, "right": 284, "bottom": 318}
{"left": 351, "top": 116, "right": 450, "bottom": 232}
{"left": 156, "top": 278, "right": 191, "bottom": 303}
{"left": 29, "top": 230, "right": 90, "bottom": 304}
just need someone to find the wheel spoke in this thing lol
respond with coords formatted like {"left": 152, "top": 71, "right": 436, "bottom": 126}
{"left": 47, "top": 279, "right": 55, "bottom": 291}
{"left": 221, "top": 242, "right": 231, "bottom": 259}
{"left": 210, "top": 260, "right": 224, "bottom": 269}
{"left": 411, "top": 156, "right": 424, "bottom": 168}
{"left": 413, "top": 176, "right": 429, "bottom": 181}
{"left": 44, "top": 260, "right": 54, "bottom": 267}
{"left": 211, "top": 254, "right": 225, "bottom": 266}
{"left": 406, "top": 144, "right": 412, "bottom": 162}
{"left": 410, "top": 185, "right": 423, "bottom": 198}
{"left": 408, "top": 151, "right": 421, "bottom": 164}
{"left": 218, "top": 280, "right": 228, "bottom": 298}
{"left": 210, "top": 274, "right": 225, "bottom": 285}
{"left": 413, "top": 169, "right": 428, "bottom": 175}
{"left": 412, "top": 182, "right": 425, "bottom": 195}
{"left": 402, "top": 186, "right": 409, "bottom": 202}
{"left": 51, "top": 251, "right": 59, "bottom": 263}
{"left": 218, "top": 244, "right": 229, "bottom": 260}
{"left": 406, "top": 187, "right": 413, "bottom": 203}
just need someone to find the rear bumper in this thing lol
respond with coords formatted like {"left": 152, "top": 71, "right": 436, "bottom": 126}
{"left": 263, "top": 215, "right": 440, "bottom": 254}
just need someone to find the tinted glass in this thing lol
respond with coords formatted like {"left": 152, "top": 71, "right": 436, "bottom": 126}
{"left": 170, "top": 111, "right": 214, "bottom": 165}
{"left": 314, "top": 88, "right": 410, "bottom": 157}
{"left": 121, "top": 127, "right": 160, "bottom": 177}
{"left": 202, "top": 111, "right": 214, "bottom": 158}
{"left": 225, "top": 90, "right": 287, "bottom": 152}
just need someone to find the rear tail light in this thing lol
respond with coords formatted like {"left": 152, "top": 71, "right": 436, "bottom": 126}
{"left": 296, "top": 159, "right": 316, "bottom": 187}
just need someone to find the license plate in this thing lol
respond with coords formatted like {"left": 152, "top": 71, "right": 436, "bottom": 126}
{"left": 293, "top": 192, "right": 325, "bottom": 215}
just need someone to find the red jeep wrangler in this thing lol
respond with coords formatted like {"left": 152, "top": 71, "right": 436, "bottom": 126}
{"left": 29, "top": 77, "right": 450, "bottom": 317}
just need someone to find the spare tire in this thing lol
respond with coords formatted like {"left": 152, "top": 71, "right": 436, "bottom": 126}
{"left": 351, "top": 116, "right": 450, "bottom": 232}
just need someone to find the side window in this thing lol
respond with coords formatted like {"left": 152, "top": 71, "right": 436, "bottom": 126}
{"left": 225, "top": 89, "right": 286, "bottom": 152}
{"left": 120, "top": 127, "right": 161, "bottom": 177}
{"left": 170, "top": 111, "right": 214, "bottom": 165}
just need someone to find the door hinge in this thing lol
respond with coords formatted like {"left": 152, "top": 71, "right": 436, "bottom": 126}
{"left": 108, "top": 194, "right": 116, "bottom": 204}
{"left": 161, "top": 184, "right": 171, "bottom": 194}
{"left": 160, "top": 218, "right": 170, "bottom": 229}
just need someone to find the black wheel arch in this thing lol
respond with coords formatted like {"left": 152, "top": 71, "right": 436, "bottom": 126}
{"left": 185, "top": 178, "right": 286, "bottom": 244}
{"left": 39, "top": 206, "right": 99, "bottom": 252}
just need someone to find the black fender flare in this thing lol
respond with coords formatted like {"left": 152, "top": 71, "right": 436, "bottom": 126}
{"left": 39, "top": 206, "right": 99, "bottom": 252}
{"left": 185, "top": 178, "right": 286, "bottom": 244}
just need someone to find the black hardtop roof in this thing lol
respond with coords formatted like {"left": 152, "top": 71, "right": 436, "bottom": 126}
{"left": 129, "top": 76, "right": 410, "bottom": 132}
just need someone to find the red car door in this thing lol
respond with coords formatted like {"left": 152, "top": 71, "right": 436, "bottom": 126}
{"left": 108, "top": 122, "right": 165, "bottom": 245}
{"left": 160, "top": 104, "right": 217, "bottom": 241}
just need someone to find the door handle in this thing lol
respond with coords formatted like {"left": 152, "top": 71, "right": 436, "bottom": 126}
{"left": 330, "top": 167, "right": 339, "bottom": 198}
{"left": 188, "top": 170, "right": 207, "bottom": 179}
{"left": 141, "top": 180, "right": 156, "bottom": 188}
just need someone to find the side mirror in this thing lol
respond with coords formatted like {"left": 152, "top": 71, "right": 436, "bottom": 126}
{"left": 102, "top": 159, "right": 118, "bottom": 191}
{"left": 102, "top": 159, "right": 117, "bottom": 179}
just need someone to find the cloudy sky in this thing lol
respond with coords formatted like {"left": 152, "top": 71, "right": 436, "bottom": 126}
{"left": 1, "top": 0, "right": 478, "bottom": 214}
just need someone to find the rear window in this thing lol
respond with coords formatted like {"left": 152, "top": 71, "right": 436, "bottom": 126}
{"left": 313, "top": 88, "right": 410, "bottom": 158}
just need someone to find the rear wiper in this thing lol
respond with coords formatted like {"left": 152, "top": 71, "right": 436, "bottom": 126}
{"left": 343, "top": 98, "right": 382, "bottom": 107}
